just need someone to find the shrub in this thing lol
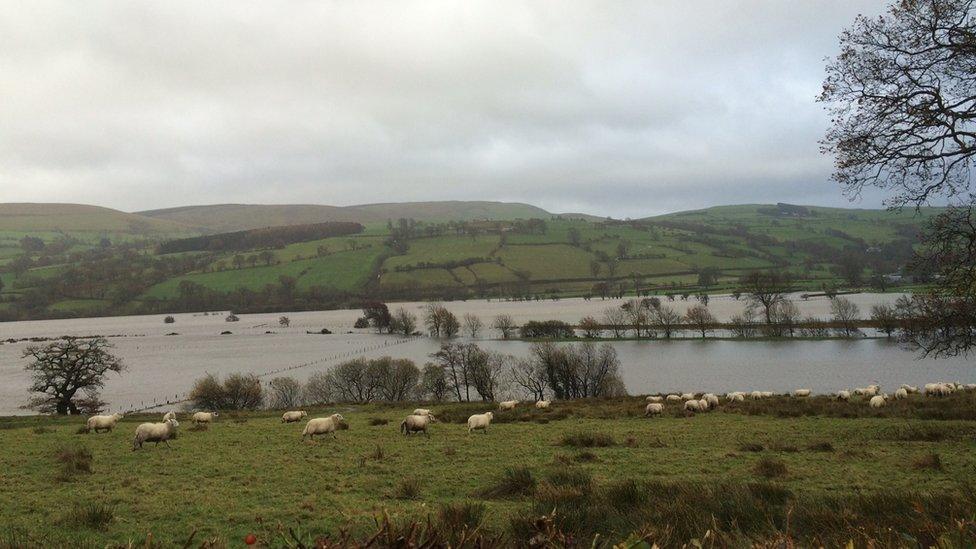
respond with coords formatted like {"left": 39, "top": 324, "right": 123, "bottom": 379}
{"left": 478, "top": 466, "right": 536, "bottom": 499}
{"left": 354, "top": 317, "right": 370, "bottom": 329}
{"left": 163, "top": 316, "right": 175, "bottom": 324}
{"left": 753, "top": 457, "right": 788, "bottom": 479}
{"left": 369, "top": 445, "right": 386, "bottom": 461}
{"left": 560, "top": 432, "right": 616, "bottom": 448}
{"left": 519, "top": 320, "right": 575, "bottom": 339}
{"left": 575, "top": 451, "right": 600, "bottom": 463}
{"left": 437, "top": 502, "right": 485, "bottom": 531}
{"left": 369, "top": 418, "right": 389, "bottom": 426}
{"left": 806, "top": 441, "right": 834, "bottom": 452}
{"left": 738, "top": 442, "right": 765, "bottom": 452}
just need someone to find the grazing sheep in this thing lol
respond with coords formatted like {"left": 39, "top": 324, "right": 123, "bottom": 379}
{"left": 965, "top": 384, "right": 976, "bottom": 391}
{"left": 680, "top": 392, "right": 696, "bottom": 400}
{"left": 704, "top": 394, "right": 720, "bottom": 408}
{"left": 792, "top": 389, "right": 811, "bottom": 398}
{"left": 535, "top": 400, "right": 551, "bottom": 409}
{"left": 761, "top": 391, "right": 773, "bottom": 398}
{"left": 836, "top": 390, "right": 851, "bottom": 401}
{"left": 865, "top": 385, "right": 880, "bottom": 397}
{"left": 684, "top": 399, "right": 701, "bottom": 412}
{"left": 302, "top": 414, "right": 346, "bottom": 441}
{"left": 730, "top": 393, "right": 745, "bottom": 402}
{"left": 467, "top": 412, "right": 494, "bottom": 434}
{"left": 666, "top": 394, "right": 682, "bottom": 403}
{"left": 281, "top": 410, "right": 308, "bottom": 423}
{"left": 87, "top": 413, "right": 123, "bottom": 434}
{"left": 412, "top": 408, "right": 433, "bottom": 417}
{"left": 191, "top": 411, "right": 219, "bottom": 425}
{"left": 869, "top": 395, "right": 887, "bottom": 408}
{"left": 132, "top": 419, "right": 179, "bottom": 450}
{"left": 698, "top": 398, "right": 710, "bottom": 411}
{"left": 162, "top": 411, "right": 176, "bottom": 422}
{"left": 644, "top": 402, "right": 664, "bottom": 416}
{"left": 893, "top": 388, "right": 909, "bottom": 400}
{"left": 726, "top": 391, "right": 745, "bottom": 401}
{"left": 749, "top": 391, "right": 763, "bottom": 400}
{"left": 901, "top": 384, "right": 919, "bottom": 394}
{"left": 853, "top": 387, "right": 866, "bottom": 396}
{"left": 401, "top": 413, "right": 436, "bottom": 436}
{"left": 646, "top": 395, "right": 663, "bottom": 403}
{"left": 498, "top": 400, "right": 518, "bottom": 411}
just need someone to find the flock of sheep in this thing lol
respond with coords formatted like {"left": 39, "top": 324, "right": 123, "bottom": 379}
{"left": 82, "top": 382, "right": 971, "bottom": 450}
{"left": 644, "top": 381, "right": 976, "bottom": 416}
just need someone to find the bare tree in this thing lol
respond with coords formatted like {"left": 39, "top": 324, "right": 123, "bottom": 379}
{"left": 222, "top": 373, "right": 264, "bottom": 410}
{"left": 330, "top": 358, "right": 376, "bottom": 403}
{"left": 303, "top": 371, "right": 334, "bottom": 405}
{"left": 772, "top": 299, "right": 801, "bottom": 337}
{"left": 509, "top": 357, "right": 548, "bottom": 401}
{"left": 870, "top": 303, "right": 898, "bottom": 338}
{"left": 391, "top": 307, "right": 417, "bottom": 336}
{"left": 578, "top": 316, "right": 602, "bottom": 338}
{"left": 23, "top": 337, "right": 125, "bottom": 415}
{"left": 468, "top": 350, "right": 508, "bottom": 402}
{"left": 420, "top": 362, "right": 449, "bottom": 401}
{"left": 623, "top": 299, "right": 649, "bottom": 338}
{"left": 729, "top": 305, "right": 760, "bottom": 338}
{"left": 830, "top": 297, "right": 861, "bottom": 338}
{"left": 684, "top": 304, "right": 716, "bottom": 338}
{"left": 373, "top": 357, "right": 420, "bottom": 401}
{"left": 268, "top": 377, "right": 304, "bottom": 409}
{"left": 603, "top": 307, "right": 628, "bottom": 338}
{"left": 653, "top": 305, "right": 682, "bottom": 339}
{"left": 491, "top": 314, "right": 516, "bottom": 339}
{"left": 739, "top": 271, "right": 791, "bottom": 324}
{"left": 278, "top": 316, "right": 290, "bottom": 328}
{"left": 463, "top": 313, "right": 483, "bottom": 338}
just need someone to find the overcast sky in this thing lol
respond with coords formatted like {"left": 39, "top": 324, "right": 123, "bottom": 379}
{"left": 0, "top": 1, "right": 891, "bottom": 218}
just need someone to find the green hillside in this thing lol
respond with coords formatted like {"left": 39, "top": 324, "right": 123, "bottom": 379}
{"left": 0, "top": 203, "right": 195, "bottom": 238}
{"left": 0, "top": 201, "right": 940, "bottom": 320}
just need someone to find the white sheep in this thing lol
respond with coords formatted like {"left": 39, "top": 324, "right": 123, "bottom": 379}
{"left": 192, "top": 411, "right": 219, "bottom": 425}
{"left": 87, "top": 413, "right": 123, "bottom": 433}
{"left": 680, "top": 392, "right": 696, "bottom": 400}
{"left": 792, "top": 389, "right": 811, "bottom": 398}
{"left": 467, "top": 412, "right": 494, "bottom": 434}
{"left": 666, "top": 394, "right": 682, "bottom": 402}
{"left": 893, "top": 388, "right": 908, "bottom": 400}
{"left": 644, "top": 402, "right": 663, "bottom": 416}
{"left": 412, "top": 408, "right": 433, "bottom": 417}
{"left": 865, "top": 385, "right": 880, "bottom": 397}
{"left": 645, "top": 395, "right": 663, "bottom": 403}
{"left": 749, "top": 391, "right": 763, "bottom": 400}
{"left": 698, "top": 398, "right": 710, "bottom": 411}
{"left": 703, "top": 393, "right": 720, "bottom": 408}
{"left": 836, "top": 390, "right": 851, "bottom": 401}
{"left": 901, "top": 384, "right": 919, "bottom": 394}
{"left": 535, "top": 400, "right": 551, "bottom": 409}
{"left": 162, "top": 411, "right": 177, "bottom": 422}
{"left": 760, "top": 391, "right": 773, "bottom": 398}
{"left": 281, "top": 410, "right": 308, "bottom": 423}
{"left": 132, "top": 419, "right": 179, "bottom": 450}
{"left": 869, "top": 395, "right": 887, "bottom": 408}
{"left": 401, "top": 413, "right": 436, "bottom": 436}
{"left": 730, "top": 393, "right": 745, "bottom": 402}
{"left": 301, "top": 414, "right": 345, "bottom": 441}
{"left": 498, "top": 400, "right": 518, "bottom": 411}
{"left": 684, "top": 399, "right": 701, "bottom": 412}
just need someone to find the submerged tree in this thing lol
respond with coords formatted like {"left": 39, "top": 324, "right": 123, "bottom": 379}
{"left": 23, "top": 337, "right": 125, "bottom": 415}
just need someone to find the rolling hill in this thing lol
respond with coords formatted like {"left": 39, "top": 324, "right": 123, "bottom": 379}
{"left": 138, "top": 201, "right": 552, "bottom": 233}
{"left": 0, "top": 203, "right": 194, "bottom": 236}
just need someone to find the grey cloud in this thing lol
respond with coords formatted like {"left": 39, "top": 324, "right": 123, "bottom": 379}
{"left": 0, "top": 0, "right": 888, "bottom": 217}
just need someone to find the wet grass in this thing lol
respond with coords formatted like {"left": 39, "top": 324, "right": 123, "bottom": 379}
{"left": 0, "top": 396, "right": 974, "bottom": 545}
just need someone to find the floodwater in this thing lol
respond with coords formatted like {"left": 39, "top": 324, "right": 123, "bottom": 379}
{"left": 0, "top": 294, "right": 972, "bottom": 415}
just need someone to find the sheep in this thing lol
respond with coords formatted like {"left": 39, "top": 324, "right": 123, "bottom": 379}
{"left": 680, "top": 392, "right": 696, "bottom": 400}
{"left": 302, "top": 414, "right": 346, "bottom": 441}
{"left": 726, "top": 392, "right": 745, "bottom": 401}
{"left": 792, "top": 389, "right": 811, "bottom": 398}
{"left": 192, "top": 411, "right": 219, "bottom": 425}
{"left": 966, "top": 384, "right": 976, "bottom": 391}
{"left": 412, "top": 408, "right": 433, "bottom": 417}
{"left": 836, "top": 390, "right": 851, "bottom": 401}
{"left": 730, "top": 393, "right": 745, "bottom": 403}
{"left": 281, "top": 410, "right": 308, "bottom": 423}
{"left": 893, "top": 388, "right": 909, "bottom": 400}
{"left": 869, "top": 395, "right": 887, "bottom": 408}
{"left": 703, "top": 393, "right": 720, "bottom": 408}
{"left": 666, "top": 394, "right": 682, "bottom": 403}
{"left": 498, "top": 400, "right": 518, "bottom": 411}
{"left": 400, "top": 413, "right": 436, "bottom": 437}
{"left": 535, "top": 400, "right": 551, "bottom": 409}
{"left": 132, "top": 419, "right": 179, "bottom": 450}
{"left": 760, "top": 391, "right": 773, "bottom": 398}
{"left": 749, "top": 391, "right": 763, "bottom": 400}
{"left": 853, "top": 387, "right": 867, "bottom": 396}
{"left": 865, "top": 385, "right": 880, "bottom": 397}
{"left": 467, "top": 412, "right": 494, "bottom": 434}
{"left": 162, "top": 411, "right": 177, "bottom": 422}
{"left": 87, "top": 413, "right": 123, "bottom": 434}
{"left": 684, "top": 399, "right": 701, "bottom": 412}
{"left": 644, "top": 402, "right": 664, "bottom": 417}
{"left": 901, "top": 384, "right": 919, "bottom": 394}
{"left": 645, "top": 395, "right": 663, "bottom": 403}
{"left": 698, "top": 398, "right": 710, "bottom": 411}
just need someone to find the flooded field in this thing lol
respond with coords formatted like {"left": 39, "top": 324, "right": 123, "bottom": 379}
{"left": 1, "top": 294, "right": 972, "bottom": 415}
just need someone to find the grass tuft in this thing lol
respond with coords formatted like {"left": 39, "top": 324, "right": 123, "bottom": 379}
{"left": 437, "top": 501, "right": 485, "bottom": 531}
{"left": 395, "top": 477, "right": 422, "bottom": 500}
{"left": 738, "top": 442, "right": 765, "bottom": 452}
{"left": 560, "top": 432, "right": 615, "bottom": 448}
{"left": 806, "top": 441, "right": 835, "bottom": 452}
{"left": 188, "top": 423, "right": 209, "bottom": 432}
{"left": 32, "top": 426, "right": 54, "bottom": 435}
{"left": 478, "top": 466, "right": 536, "bottom": 499}
{"left": 63, "top": 502, "right": 114, "bottom": 530}
{"left": 753, "top": 457, "right": 788, "bottom": 479}
{"left": 369, "top": 417, "right": 389, "bottom": 426}
{"left": 55, "top": 444, "right": 93, "bottom": 481}
{"left": 574, "top": 451, "right": 600, "bottom": 463}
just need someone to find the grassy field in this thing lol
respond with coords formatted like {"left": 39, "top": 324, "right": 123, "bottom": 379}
{"left": 1, "top": 393, "right": 974, "bottom": 547}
